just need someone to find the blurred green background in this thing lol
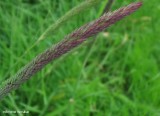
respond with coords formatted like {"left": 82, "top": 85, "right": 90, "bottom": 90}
{"left": 0, "top": 0, "right": 160, "bottom": 115}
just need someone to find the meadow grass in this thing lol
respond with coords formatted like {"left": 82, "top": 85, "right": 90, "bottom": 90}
{"left": 0, "top": 0, "right": 160, "bottom": 116}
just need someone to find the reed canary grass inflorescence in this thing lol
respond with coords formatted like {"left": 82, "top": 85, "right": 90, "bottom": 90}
{"left": 0, "top": 2, "right": 142, "bottom": 100}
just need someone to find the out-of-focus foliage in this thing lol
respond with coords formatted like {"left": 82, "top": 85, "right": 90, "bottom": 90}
{"left": 0, "top": 0, "right": 160, "bottom": 115}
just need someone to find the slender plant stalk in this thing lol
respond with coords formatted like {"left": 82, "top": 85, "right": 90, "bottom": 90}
{"left": 102, "top": 0, "right": 115, "bottom": 14}
{"left": 0, "top": 2, "right": 142, "bottom": 100}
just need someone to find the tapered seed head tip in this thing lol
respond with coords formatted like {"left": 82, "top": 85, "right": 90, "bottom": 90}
{"left": 133, "top": 2, "right": 143, "bottom": 8}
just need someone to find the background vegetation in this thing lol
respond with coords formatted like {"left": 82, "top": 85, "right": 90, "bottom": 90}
{"left": 0, "top": 0, "right": 160, "bottom": 115}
